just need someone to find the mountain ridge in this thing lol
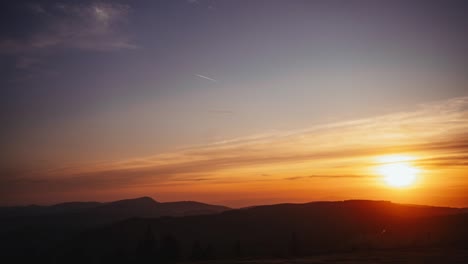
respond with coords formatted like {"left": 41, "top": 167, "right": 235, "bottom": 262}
{"left": 53, "top": 199, "right": 468, "bottom": 263}
{"left": 1, "top": 198, "right": 468, "bottom": 263}
{"left": 0, "top": 196, "right": 230, "bottom": 218}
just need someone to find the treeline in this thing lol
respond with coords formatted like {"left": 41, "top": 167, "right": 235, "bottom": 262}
{"left": 4, "top": 201, "right": 468, "bottom": 263}
{"left": 84, "top": 226, "right": 306, "bottom": 264}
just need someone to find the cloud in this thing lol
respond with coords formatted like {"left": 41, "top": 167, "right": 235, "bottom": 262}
{"left": 0, "top": 1, "right": 137, "bottom": 58}
{"left": 2, "top": 96, "right": 468, "bottom": 203}
{"left": 27, "top": 3, "right": 47, "bottom": 14}
{"left": 15, "top": 56, "right": 41, "bottom": 69}
{"left": 284, "top": 175, "right": 370, "bottom": 181}
{"left": 208, "top": 110, "right": 233, "bottom": 114}
{"left": 195, "top": 74, "right": 217, "bottom": 82}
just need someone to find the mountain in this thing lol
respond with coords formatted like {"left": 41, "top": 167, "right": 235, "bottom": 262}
{"left": 56, "top": 200, "right": 468, "bottom": 263}
{"left": 87, "top": 197, "right": 229, "bottom": 218}
{"left": 0, "top": 196, "right": 229, "bottom": 220}
{"left": 0, "top": 202, "right": 103, "bottom": 218}
{"left": 0, "top": 196, "right": 230, "bottom": 261}
{"left": 0, "top": 197, "right": 230, "bottom": 234}
{"left": 2, "top": 199, "right": 467, "bottom": 263}
{"left": 0, "top": 196, "right": 229, "bottom": 236}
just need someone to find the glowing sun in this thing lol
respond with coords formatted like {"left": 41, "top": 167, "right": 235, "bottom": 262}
{"left": 376, "top": 155, "right": 420, "bottom": 188}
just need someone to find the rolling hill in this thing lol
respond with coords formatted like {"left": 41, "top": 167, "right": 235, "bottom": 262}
{"left": 57, "top": 200, "right": 468, "bottom": 263}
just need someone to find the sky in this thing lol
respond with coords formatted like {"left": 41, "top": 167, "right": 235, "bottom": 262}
{"left": 1, "top": 0, "right": 467, "bottom": 207}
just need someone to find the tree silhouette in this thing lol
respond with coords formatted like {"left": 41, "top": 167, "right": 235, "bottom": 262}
{"left": 159, "top": 233, "right": 179, "bottom": 263}
{"left": 190, "top": 239, "right": 214, "bottom": 260}
{"left": 105, "top": 247, "right": 128, "bottom": 264}
{"left": 289, "top": 232, "right": 300, "bottom": 257}
{"left": 234, "top": 239, "right": 242, "bottom": 258}
{"left": 190, "top": 240, "right": 204, "bottom": 261}
{"left": 204, "top": 244, "right": 214, "bottom": 260}
{"left": 136, "top": 225, "right": 157, "bottom": 264}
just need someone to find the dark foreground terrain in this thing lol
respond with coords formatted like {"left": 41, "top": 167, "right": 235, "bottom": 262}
{"left": 180, "top": 248, "right": 468, "bottom": 264}
{"left": 1, "top": 199, "right": 467, "bottom": 263}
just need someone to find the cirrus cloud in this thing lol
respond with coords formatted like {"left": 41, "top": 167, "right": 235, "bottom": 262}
{"left": 0, "top": 1, "right": 137, "bottom": 58}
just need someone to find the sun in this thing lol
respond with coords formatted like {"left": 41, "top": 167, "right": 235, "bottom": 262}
{"left": 375, "top": 155, "right": 420, "bottom": 188}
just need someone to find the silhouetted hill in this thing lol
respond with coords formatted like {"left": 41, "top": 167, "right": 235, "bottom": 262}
{"left": 50, "top": 201, "right": 103, "bottom": 212}
{"left": 0, "top": 196, "right": 229, "bottom": 221}
{"left": 0, "top": 202, "right": 103, "bottom": 218}
{"left": 54, "top": 200, "right": 468, "bottom": 263}
{"left": 86, "top": 197, "right": 229, "bottom": 218}
{"left": 0, "top": 197, "right": 229, "bottom": 236}
{"left": 2, "top": 199, "right": 467, "bottom": 263}
{"left": 0, "top": 196, "right": 230, "bottom": 262}
{"left": 87, "top": 196, "right": 161, "bottom": 216}
{"left": 157, "top": 201, "right": 232, "bottom": 216}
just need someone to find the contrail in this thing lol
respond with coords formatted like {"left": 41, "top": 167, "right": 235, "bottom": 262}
{"left": 195, "top": 74, "right": 217, "bottom": 82}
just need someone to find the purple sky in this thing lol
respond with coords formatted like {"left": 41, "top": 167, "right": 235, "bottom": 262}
{"left": 1, "top": 0, "right": 467, "bottom": 206}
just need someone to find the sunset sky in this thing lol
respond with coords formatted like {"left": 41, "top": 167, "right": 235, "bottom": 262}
{"left": 1, "top": 0, "right": 467, "bottom": 207}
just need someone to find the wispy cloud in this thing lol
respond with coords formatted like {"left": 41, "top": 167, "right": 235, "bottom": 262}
{"left": 208, "top": 110, "right": 233, "bottom": 114}
{"left": 284, "top": 175, "right": 370, "bottom": 181}
{"left": 2, "top": 97, "right": 468, "bottom": 205}
{"left": 195, "top": 74, "right": 217, "bottom": 82}
{"left": 0, "top": 1, "right": 137, "bottom": 69}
